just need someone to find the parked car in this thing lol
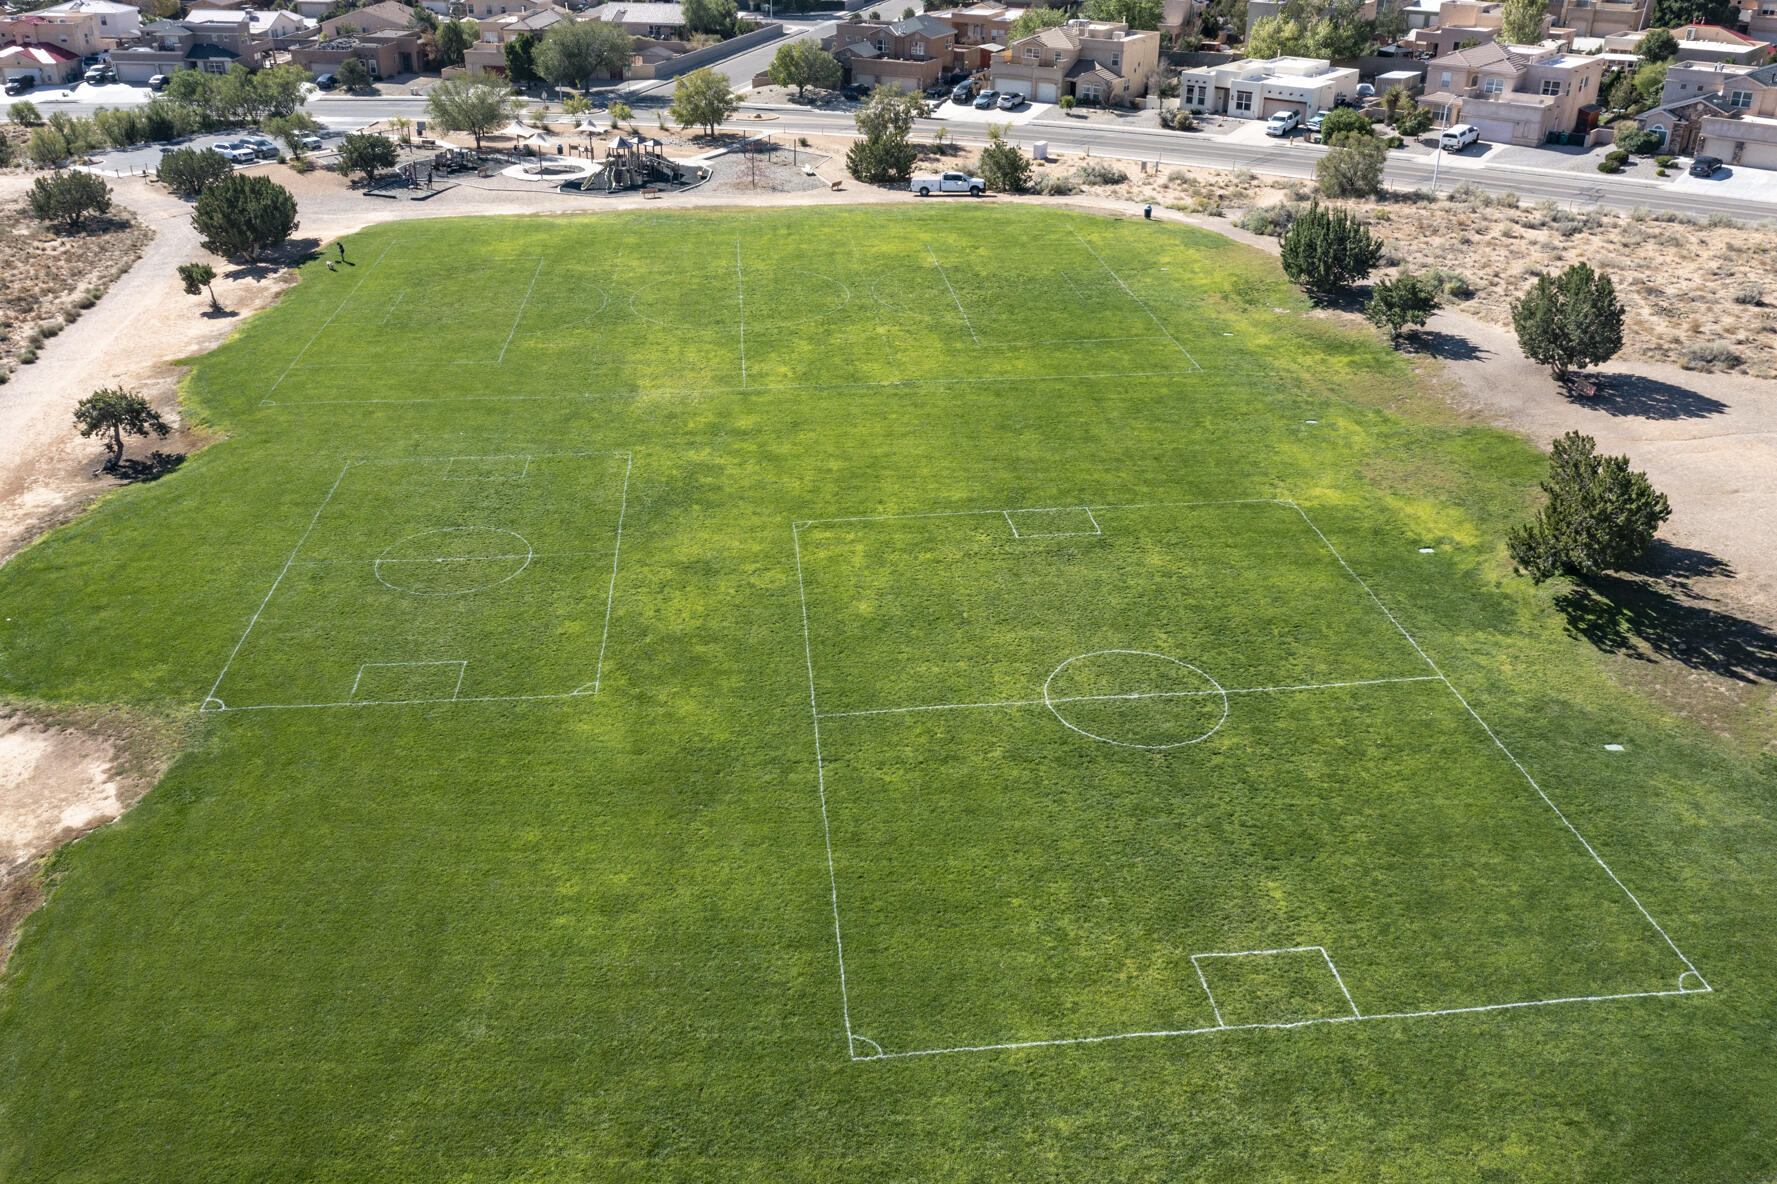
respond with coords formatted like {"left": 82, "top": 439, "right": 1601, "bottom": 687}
{"left": 911, "top": 170, "right": 986, "bottom": 196}
{"left": 296, "top": 132, "right": 323, "bottom": 151}
{"left": 3, "top": 76, "right": 33, "bottom": 95}
{"left": 997, "top": 91, "right": 1023, "bottom": 110}
{"left": 215, "top": 142, "right": 258, "bottom": 164}
{"left": 1264, "top": 109, "right": 1300, "bottom": 136}
{"left": 149, "top": 73, "right": 168, "bottom": 90}
{"left": 1304, "top": 110, "right": 1326, "bottom": 133}
{"left": 82, "top": 64, "right": 117, "bottom": 84}
{"left": 1688, "top": 155, "right": 1723, "bottom": 177}
{"left": 1355, "top": 81, "right": 1375, "bottom": 99}
{"left": 973, "top": 89, "right": 999, "bottom": 109}
{"left": 244, "top": 136, "right": 279, "bottom": 159}
{"left": 951, "top": 80, "right": 974, "bottom": 103}
{"left": 314, "top": 72, "right": 336, "bottom": 90}
{"left": 1438, "top": 122, "right": 1480, "bottom": 151}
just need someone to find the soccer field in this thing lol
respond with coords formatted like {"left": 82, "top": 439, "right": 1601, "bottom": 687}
{"left": 0, "top": 205, "right": 1770, "bottom": 1183}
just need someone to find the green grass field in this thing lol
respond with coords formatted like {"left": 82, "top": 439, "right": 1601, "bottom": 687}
{"left": 1, "top": 205, "right": 1773, "bottom": 1182}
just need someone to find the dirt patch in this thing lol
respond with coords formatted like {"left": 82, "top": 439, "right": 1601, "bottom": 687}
{"left": 0, "top": 703, "right": 187, "bottom": 974}
{"left": 0, "top": 197, "right": 155, "bottom": 378}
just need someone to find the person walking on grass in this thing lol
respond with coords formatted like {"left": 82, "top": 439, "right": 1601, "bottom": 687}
{"left": 337, "top": 241, "right": 346, "bottom": 262}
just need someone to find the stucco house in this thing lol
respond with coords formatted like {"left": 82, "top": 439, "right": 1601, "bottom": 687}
{"left": 1603, "top": 22, "right": 1773, "bottom": 62}
{"left": 988, "top": 18, "right": 1160, "bottom": 104}
{"left": 293, "top": 26, "right": 424, "bottom": 77}
{"left": 0, "top": 40, "right": 82, "bottom": 84}
{"left": 832, "top": 15, "right": 956, "bottom": 92}
{"left": 1179, "top": 54, "right": 1357, "bottom": 117}
{"left": 1419, "top": 39, "right": 1606, "bottom": 144}
{"left": 38, "top": 0, "right": 140, "bottom": 45}
{"left": 0, "top": 9, "right": 105, "bottom": 60}
{"left": 581, "top": 2, "right": 687, "bottom": 39}
{"left": 1641, "top": 60, "right": 1777, "bottom": 166}
{"left": 1547, "top": 0, "right": 1650, "bottom": 38}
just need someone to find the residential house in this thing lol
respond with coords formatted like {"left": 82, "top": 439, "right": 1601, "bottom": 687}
{"left": 1603, "top": 22, "right": 1772, "bottom": 61}
{"left": 928, "top": 3, "right": 1023, "bottom": 70}
{"left": 464, "top": 5, "right": 572, "bottom": 76}
{"left": 292, "top": 0, "right": 336, "bottom": 16}
{"left": 183, "top": 7, "right": 268, "bottom": 61}
{"left": 581, "top": 1, "right": 687, "bottom": 38}
{"left": 1546, "top": 0, "right": 1649, "bottom": 38}
{"left": 1660, "top": 57, "right": 1760, "bottom": 104}
{"left": 832, "top": 14, "right": 956, "bottom": 91}
{"left": 292, "top": 26, "right": 424, "bottom": 77}
{"left": 1740, "top": 0, "right": 1777, "bottom": 41}
{"left": 1419, "top": 39, "right": 1606, "bottom": 144}
{"left": 1160, "top": 0, "right": 1199, "bottom": 38}
{"left": 38, "top": 0, "right": 140, "bottom": 45}
{"left": 321, "top": 0, "right": 419, "bottom": 38}
{"left": 0, "top": 40, "right": 82, "bottom": 84}
{"left": 1179, "top": 54, "right": 1358, "bottom": 115}
{"left": 1402, "top": 0, "right": 1526, "bottom": 57}
{"left": 462, "top": 0, "right": 558, "bottom": 20}
{"left": 1635, "top": 92, "right": 1732, "bottom": 152}
{"left": 988, "top": 18, "right": 1160, "bottom": 104}
{"left": 248, "top": 8, "right": 318, "bottom": 44}
{"left": 1646, "top": 59, "right": 1777, "bottom": 164}
{"left": 0, "top": 9, "right": 105, "bottom": 59}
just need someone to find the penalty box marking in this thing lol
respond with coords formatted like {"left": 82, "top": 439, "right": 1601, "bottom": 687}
{"left": 349, "top": 660, "right": 467, "bottom": 704}
{"left": 1005, "top": 506, "right": 1101, "bottom": 539}
{"left": 1191, "top": 945, "right": 1362, "bottom": 1028}
{"left": 792, "top": 497, "right": 1713, "bottom": 1062}
{"left": 200, "top": 450, "right": 633, "bottom": 712}
{"left": 444, "top": 454, "right": 532, "bottom": 480}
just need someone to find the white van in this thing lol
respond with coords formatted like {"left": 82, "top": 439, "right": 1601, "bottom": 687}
{"left": 1439, "top": 123, "right": 1479, "bottom": 152}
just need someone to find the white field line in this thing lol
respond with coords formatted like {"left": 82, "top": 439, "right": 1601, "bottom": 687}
{"left": 1194, "top": 959, "right": 1224, "bottom": 1027}
{"left": 1323, "top": 948, "right": 1362, "bottom": 1018}
{"left": 263, "top": 241, "right": 396, "bottom": 400}
{"left": 349, "top": 660, "right": 466, "bottom": 704}
{"left": 1285, "top": 499, "right": 1712, "bottom": 990}
{"left": 799, "top": 498, "right": 1282, "bottom": 529}
{"left": 206, "top": 690, "right": 589, "bottom": 711}
{"left": 792, "top": 522, "right": 860, "bottom": 1058}
{"left": 851, "top": 987, "right": 1709, "bottom": 1062}
{"left": 1189, "top": 945, "right": 1360, "bottom": 1021}
{"left": 201, "top": 462, "right": 354, "bottom": 709}
{"left": 497, "top": 256, "right": 546, "bottom": 364}
{"left": 816, "top": 676, "right": 1444, "bottom": 720}
{"left": 925, "top": 244, "right": 980, "bottom": 345}
{"left": 592, "top": 452, "right": 633, "bottom": 695}
{"left": 735, "top": 238, "right": 747, "bottom": 388}
{"left": 260, "top": 369, "right": 1204, "bottom": 407}
{"left": 382, "top": 290, "right": 405, "bottom": 325}
{"left": 444, "top": 453, "right": 531, "bottom": 480}
{"left": 1068, "top": 228, "right": 1202, "bottom": 372}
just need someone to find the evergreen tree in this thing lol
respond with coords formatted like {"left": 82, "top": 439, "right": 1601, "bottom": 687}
{"left": 1279, "top": 204, "right": 1383, "bottom": 296}
{"left": 191, "top": 174, "right": 299, "bottom": 262}
{"left": 1499, "top": 0, "right": 1544, "bottom": 43}
{"left": 1508, "top": 432, "right": 1670, "bottom": 582}
{"left": 178, "top": 262, "right": 222, "bottom": 311}
{"left": 1510, "top": 263, "right": 1624, "bottom": 381}
{"left": 73, "top": 387, "right": 170, "bottom": 469}
{"left": 846, "top": 85, "right": 924, "bottom": 183}
{"left": 978, "top": 140, "right": 1031, "bottom": 192}
{"left": 27, "top": 170, "right": 112, "bottom": 231}
{"left": 1364, "top": 272, "right": 1440, "bottom": 343}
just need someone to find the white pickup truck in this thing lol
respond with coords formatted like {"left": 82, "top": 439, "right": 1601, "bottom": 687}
{"left": 911, "top": 170, "right": 986, "bottom": 197}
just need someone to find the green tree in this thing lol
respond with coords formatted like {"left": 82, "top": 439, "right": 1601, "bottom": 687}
{"left": 9, "top": 99, "right": 43, "bottom": 126}
{"left": 92, "top": 106, "right": 149, "bottom": 149}
{"left": 263, "top": 111, "right": 320, "bottom": 156}
{"left": 684, "top": 0, "right": 738, "bottom": 34}
{"left": 534, "top": 19, "right": 634, "bottom": 88}
{"left": 608, "top": 99, "right": 634, "bottom": 129}
{"left": 1364, "top": 271, "right": 1440, "bottom": 343}
{"left": 1499, "top": 0, "right": 1544, "bottom": 43}
{"left": 846, "top": 84, "right": 923, "bottom": 183}
{"left": 504, "top": 31, "right": 539, "bottom": 84}
{"left": 334, "top": 56, "right": 375, "bottom": 92}
{"left": 978, "top": 139, "right": 1031, "bottom": 191}
{"left": 25, "top": 126, "right": 74, "bottom": 169}
{"left": 0, "top": 134, "right": 11, "bottom": 168}
{"left": 338, "top": 132, "right": 399, "bottom": 186}
{"left": 1082, "top": 0, "right": 1163, "bottom": 28}
{"left": 157, "top": 147, "right": 234, "bottom": 198}
{"left": 425, "top": 77, "right": 515, "bottom": 150}
{"left": 73, "top": 387, "right": 170, "bottom": 470}
{"left": 1381, "top": 82, "right": 1410, "bottom": 123}
{"left": 141, "top": 97, "right": 202, "bottom": 142}
{"left": 1318, "top": 107, "right": 1372, "bottom": 143}
{"left": 1394, "top": 104, "right": 1434, "bottom": 136}
{"left": 1248, "top": 0, "right": 1375, "bottom": 58}
{"left": 1637, "top": 26, "right": 1678, "bottom": 61}
{"left": 767, "top": 38, "right": 842, "bottom": 99}
{"left": 1280, "top": 203, "right": 1382, "bottom": 296}
{"left": 178, "top": 261, "right": 222, "bottom": 311}
{"left": 1630, "top": 59, "right": 1669, "bottom": 109}
{"left": 1007, "top": 5, "right": 1067, "bottom": 38}
{"left": 28, "top": 171, "right": 112, "bottom": 231}
{"left": 1314, "top": 135, "right": 1387, "bottom": 198}
{"left": 670, "top": 67, "right": 737, "bottom": 136}
{"left": 1510, "top": 263, "right": 1624, "bottom": 381}
{"left": 1507, "top": 431, "right": 1670, "bottom": 582}
{"left": 192, "top": 173, "right": 300, "bottom": 262}
{"left": 1651, "top": 0, "right": 1737, "bottom": 25}
{"left": 435, "top": 17, "right": 478, "bottom": 65}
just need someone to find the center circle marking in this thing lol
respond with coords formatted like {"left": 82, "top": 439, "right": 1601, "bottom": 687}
{"left": 374, "top": 527, "right": 533, "bottom": 596}
{"left": 1043, "top": 649, "right": 1229, "bottom": 749}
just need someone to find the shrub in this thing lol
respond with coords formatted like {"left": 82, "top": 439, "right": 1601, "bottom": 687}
{"left": 40, "top": 320, "right": 62, "bottom": 339}
{"left": 1614, "top": 127, "right": 1662, "bottom": 155}
{"left": 1597, "top": 149, "right": 1629, "bottom": 173}
{"left": 1508, "top": 431, "right": 1670, "bottom": 583}
{"left": 1422, "top": 267, "right": 1474, "bottom": 299}
{"left": 1394, "top": 105, "right": 1434, "bottom": 137}
{"left": 1058, "top": 95, "right": 1076, "bottom": 113}
{"left": 1365, "top": 271, "right": 1442, "bottom": 343}
{"left": 9, "top": 100, "right": 43, "bottom": 126}
{"left": 1731, "top": 283, "right": 1764, "bottom": 306}
{"left": 1074, "top": 161, "right": 1128, "bottom": 185}
{"left": 1280, "top": 203, "right": 1383, "bottom": 296}
{"left": 1165, "top": 168, "right": 1191, "bottom": 184}
{"left": 1318, "top": 108, "right": 1373, "bottom": 143}
{"left": 27, "top": 171, "right": 112, "bottom": 231}
{"left": 978, "top": 140, "right": 1031, "bottom": 192}
{"left": 1705, "top": 211, "right": 1741, "bottom": 229}
{"left": 1315, "top": 136, "right": 1386, "bottom": 199}
{"left": 1386, "top": 134, "right": 1404, "bottom": 148}
{"left": 1683, "top": 341, "right": 1742, "bottom": 370}
{"left": 1036, "top": 172, "right": 1080, "bottom": 195}
{"left": 1654, "top": 154, "right": 1675, "bottom": 168}
{"left": 157, "top": 147, "right": 233, "bottom": 198}
{"left": 1233, "top": 201, "right": 1305, "bottom": 237}
{"left": 1156, "top": 106, "right": 1196, "bottom": 131}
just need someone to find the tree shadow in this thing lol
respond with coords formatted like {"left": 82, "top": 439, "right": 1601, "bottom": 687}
{"left": 1553, "top": 543, "right": 1777, "bottom": 684}
{"left": 103, "top": 451, "right": 185, "bottom": 484}
{"left": 200, "top": 306, "right": 240, "bottom": 319}
{"left": 1414, "top": 327, "right": 1490, "bottom": 362}
{"left": 1568, "top": 373, "right": 1730, "bottom": 421}
{"left": 219, "top": 236, "right": 321, "bottom": 281}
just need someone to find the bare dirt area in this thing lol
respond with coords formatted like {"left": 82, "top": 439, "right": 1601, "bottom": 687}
{"left": 0, "top": 194, "right": 154, "bottom": 376}
{"left": 0, "top": 704, "right": 185, "bottom": 974}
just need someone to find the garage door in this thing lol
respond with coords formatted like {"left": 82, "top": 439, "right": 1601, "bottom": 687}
{"left": 1469, "top": 118, "right": 1513, "bottom": 145}
{"left": 1738, "top": 142, "right": 1777, "bottom": 169}
{"left": 1035, "top": 81, "right": 1057, "bottom": 103}
{"left": 1261, "top": 97, "right": 1305, "bottom": 119}
{"left": 114, "top": 61, "right": 159, "bottom": 83}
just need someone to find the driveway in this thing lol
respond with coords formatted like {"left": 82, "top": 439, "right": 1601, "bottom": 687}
{"left": 1668, "top": 164, "right": 1777, "bottom": 203}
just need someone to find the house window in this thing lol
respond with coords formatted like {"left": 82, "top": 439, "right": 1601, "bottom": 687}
{"left": 1438, "top": 71, "right": 1451, "bottom": 89}
{"left": 1025, "top": 46, "right": 1038, "bottom": 60}
{"left": 1730, "top": 89, "right": 1753, "bottom": 108}
{"left": 1109, "top": 51, "right": 1119, "bottom": 68}
{"left": 1080, "top": 82, "right": 1100, "bottom": 99}
{"left": 1481, "top": 76, "right": 1503, "bottom": 96}
{"left": 875, "top": 37, "right": 886, "bottom": 52}
{"left": 1234, "top": 89, "right": 1251, "bottom": 111}
{"left": 911, "top": 39, "right": 923, "bottom": 57}
{"left": 1540, "top": 78, "right": 1561, "bottom": 95}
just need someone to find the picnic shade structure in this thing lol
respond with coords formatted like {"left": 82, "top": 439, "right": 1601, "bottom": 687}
{"left": 497, "top": 120, "right": 534, "bottom": 139}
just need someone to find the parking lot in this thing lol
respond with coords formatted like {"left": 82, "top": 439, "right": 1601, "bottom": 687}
{"left": 89, "top": 129, "right": 342, "bottom": 177}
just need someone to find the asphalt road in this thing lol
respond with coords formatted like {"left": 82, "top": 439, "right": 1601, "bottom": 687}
{"left": 58, "top": 87, "right": 1777, "bottom": 219}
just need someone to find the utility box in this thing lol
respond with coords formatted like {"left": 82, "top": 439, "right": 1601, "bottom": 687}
{"left": 1031, "top": 140, "right": 1048, "bottom": 160}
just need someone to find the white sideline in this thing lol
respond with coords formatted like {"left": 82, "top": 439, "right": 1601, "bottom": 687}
{"left": 592, "top": 451, "right": 633, "bottom": 695}
{"left": 734, "top": 238, "right": 747, "bottom": 388}
{"left": 925, "top": 244, "right": 980, "bottom": 345}
{"left": 1190, "top": 946, "right": 1362, "bottom": 1028}
{"left": 497, "top": 257, "right": 546, "bottom": 364}
{"left": 263, "top": 240, "right": 396, "bottom": 401}
{"left": 1068, "top": 228, "right": 1203, "bottom": 372}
